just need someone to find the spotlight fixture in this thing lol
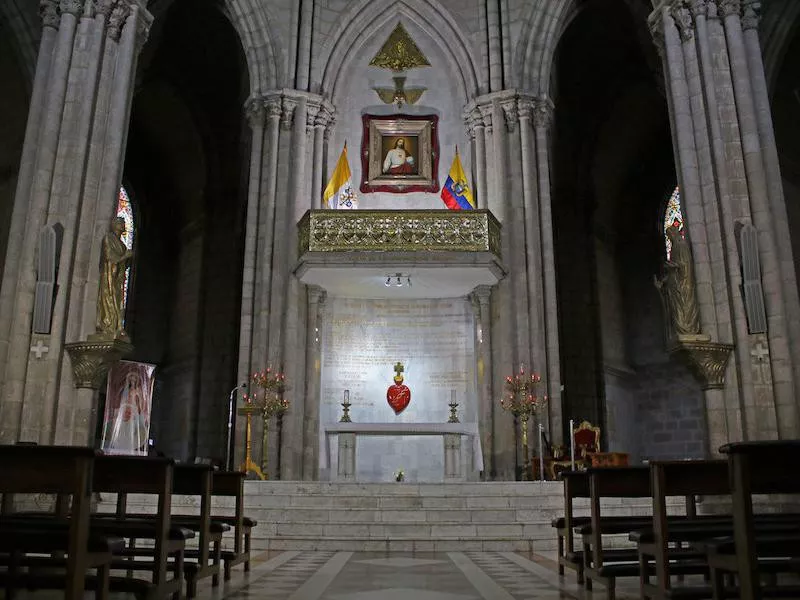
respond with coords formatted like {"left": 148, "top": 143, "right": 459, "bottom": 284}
{"left": 384, "top": 273, "right": 412, "bottom": 288}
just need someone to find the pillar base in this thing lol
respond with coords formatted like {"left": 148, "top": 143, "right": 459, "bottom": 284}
{"left": 669, "top": 336, "right": 734, "bottom": 390}
{"left": 64, "top": 337, "right": 133, "bottom": 389}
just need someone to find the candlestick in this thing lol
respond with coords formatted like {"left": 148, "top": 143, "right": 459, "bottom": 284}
{"left": 448, "top": 390, "right": 460, "bottom": 424}
{"left": 538, "top": 424, "right": 545, "bottom": 482}
{"left": 569, "top": 418, "right": 575, "bottom": 470}
{"left": 340, "top": 389, "right": 352, "bottom": 423}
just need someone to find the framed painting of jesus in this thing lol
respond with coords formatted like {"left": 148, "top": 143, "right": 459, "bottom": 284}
{"left": 360, "top": 114, "right": 439, "bottom": 193}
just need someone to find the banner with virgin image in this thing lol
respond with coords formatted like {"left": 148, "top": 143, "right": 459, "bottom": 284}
{"left": 101, "top": 360, "right": 156, "bottom": 455}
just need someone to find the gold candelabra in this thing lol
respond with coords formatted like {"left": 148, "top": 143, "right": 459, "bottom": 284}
{"left": 240, "top": 367, "right": 289, "bottom": 480}
{"left": 500, "top": 364, "right": 547, "bottom": 479}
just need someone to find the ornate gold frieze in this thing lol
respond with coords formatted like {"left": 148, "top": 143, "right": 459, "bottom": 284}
{"left": 297, "top": 209, "right": 501, "bottom": 256}
{"left": 669, "top": 337, "right": 734, "bottom": 390}
{"left": 64, "top": 338, "right": 133, "bottom": 389}
{"left": 369, "top": 22, "right": 431, "bottom": 72}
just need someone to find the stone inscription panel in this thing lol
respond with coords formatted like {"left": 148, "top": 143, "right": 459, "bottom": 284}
{"left": 319, "top": 297, "right": 476, "bottom": 480}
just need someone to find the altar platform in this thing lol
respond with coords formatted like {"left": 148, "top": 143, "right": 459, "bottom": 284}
{"left": 100, "top": 480, "right": 683, "bottom": 554}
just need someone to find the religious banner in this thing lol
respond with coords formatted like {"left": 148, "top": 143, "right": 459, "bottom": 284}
{"left": 101, "top": 360, "right": 156, "bottom": 455}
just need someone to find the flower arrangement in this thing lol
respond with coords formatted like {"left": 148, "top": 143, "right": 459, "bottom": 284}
{"left": 243, "top": 367, "right": 289, "bottom": 418}
{"left": 394, "top": 468, "right": 405, "bottom": 482}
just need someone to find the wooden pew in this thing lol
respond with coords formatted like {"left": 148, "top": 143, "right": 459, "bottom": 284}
{"left": 91, "top": 455, "right": 188, "bottom": 599}
{"left": 0, "top": 445, "right": 120, "bottom": 600}
{"left": 639, "top": 460, "right": 731, "bottom": 600}
{"left": 208, "top": 471, "right": 256, "bottom": 580}
{"left": 171, "top": 464, "right": 227, "bottom": 597}
{"left": 583, "top": 466, "right": 653, "bottom": 600}
{"left": 716, "top": 441, "right": 800, "bottom": 600}
{"left": 553, "top": 470, "right": 591, "bottom": 582}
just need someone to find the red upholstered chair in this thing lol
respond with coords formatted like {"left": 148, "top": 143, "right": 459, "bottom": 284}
{"left": 573, "top": 420, "right": 600, "bottom": 458}
{"left": 547, "top": 420, "right": 602, "bottom": 479}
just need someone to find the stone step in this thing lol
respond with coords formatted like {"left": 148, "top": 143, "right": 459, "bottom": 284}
{"left": 258, "top": 536, "right": 552, "bottom": 553}
{"left": 252, "top": 521, "right": 554, "bottom": 540}
{"left": 236, "top": 507, "right": 562, "bottom": 524}
{"left": 241, "top": 481, "right": 564, "bottom": 497}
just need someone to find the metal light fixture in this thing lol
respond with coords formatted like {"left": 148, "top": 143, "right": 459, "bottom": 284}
{"left": 384, "top": 273, "right": 411, "bottom": 288}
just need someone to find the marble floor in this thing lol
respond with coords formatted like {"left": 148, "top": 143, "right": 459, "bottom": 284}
{"left": 4, "top": 551, "right": 638, "bottom": 599}
{"left": 190, "top": 551, "right": 636, "bottom": 600}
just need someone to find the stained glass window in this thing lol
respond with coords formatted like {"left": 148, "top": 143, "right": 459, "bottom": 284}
{"left": 663, "top": 186, "right": 683, "bottom": 260}
{"left": 116, "top": 187, "right": 134, "bottom": 310}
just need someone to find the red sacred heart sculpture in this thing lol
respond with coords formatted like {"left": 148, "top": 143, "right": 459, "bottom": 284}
{"left": 386, "top": 361, "right": 411, "bottom": 415}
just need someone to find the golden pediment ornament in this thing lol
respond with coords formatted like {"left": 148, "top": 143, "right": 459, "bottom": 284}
{"left": 369, "top": 22, "right": 431, "bottom": 72}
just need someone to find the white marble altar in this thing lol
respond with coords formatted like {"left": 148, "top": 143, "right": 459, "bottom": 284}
{"left": 323, "top": 422, "right": 483, "bottom": 482}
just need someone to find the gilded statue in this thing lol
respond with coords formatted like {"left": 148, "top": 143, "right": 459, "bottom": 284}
{"left": 96, "top": 216, "right": 132, "bottom": 340}
{"left": 655, "top": 224, "right": 701, "bottom": 338}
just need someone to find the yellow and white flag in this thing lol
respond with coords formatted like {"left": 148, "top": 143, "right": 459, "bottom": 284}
{"left": 323, "top": 143, "right": 358, "bottom": 209}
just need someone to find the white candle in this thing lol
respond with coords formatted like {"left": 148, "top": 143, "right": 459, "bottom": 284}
{"left": 538, "top": 424, "right": 545, "bottom": 482}
{"left": 569, "top": 419, "right": 575, "bottom": 470}
{"left": 450, "top": 389, "right": 456, "bottom": 403}
{"left": 344, "top": 389, "right": 350, "bottom": 402}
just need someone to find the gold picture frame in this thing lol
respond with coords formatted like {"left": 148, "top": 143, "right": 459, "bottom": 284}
{"left": 360, "top": 114, "right": 439, "bottom": 194}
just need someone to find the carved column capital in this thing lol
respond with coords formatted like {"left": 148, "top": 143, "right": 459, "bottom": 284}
{"left": 107, "top": 1, "right": 131, "bottom": 41}
{"left": 40, "top": 0, "right": 60, "bottom": 28}
{"left": 308, "top": 285, "right": 325, "bottom": 305}
{"left": 305, "top": 103, "right": 320, "bottom": 134}
{"left": 502, "top": 101, "right": 518, "bottom": 132}
{"left": 517, "top": 98, "right": 535, "bottom": 122}
{"left": 741, "top": 0, "right": 760, "bottom": 29}
{"left": 532, "top": 97, "right": 554, "bottom": 130}
{"left": 265, "top": 97, "right": 282, "bottom": 121}
{"left": 648, "top": 9, "right": 666, "bottom": 57}
{"left": 92, "top": 0, "right": 115, "bottom": 16}
{"left": 671, "top": 3, "right": 695, "bottom": 41}
{"left": 473, "top": 285, "right": 493, "bottom": 307}
{"left": 59, "top": 0, "right": 83, "bottom": 16}
{"left": 244, "top": 98, "right": 265, "bottom": 129}
{"left": 280, "top": 98, "right": 296, "bottom": 130}
{"left": 717, "top": 0, "right": 741, "bottom": 18}
{"left": 479, "top": 105, "right": 493, "bottom": 129}
{"left": 135, "top": 9, "right": 152, "bottom": 53}
{"left": 688, "top": 0, "right": 708, "bottom": 17}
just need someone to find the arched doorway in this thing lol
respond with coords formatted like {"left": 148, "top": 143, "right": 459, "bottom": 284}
{"left": 550, "top": 0, "right": 703, "bottom": 461}
{"left": 122, "top": 0, "right": 250, "bottom": 462}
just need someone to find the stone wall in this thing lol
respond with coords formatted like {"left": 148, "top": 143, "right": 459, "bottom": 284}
{"left": 319, "top": 296, "right": 477, "bottom": 481}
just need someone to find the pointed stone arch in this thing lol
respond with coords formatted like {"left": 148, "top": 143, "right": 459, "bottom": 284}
{"left": 315, "top": 0, "right": 479, "bottom": 101}
{"left": 213, "top": 0, "right": 281, "bottom": 95}
{"left": 0, "top": 0, "right": 38, "bottom": 88}
{"left": 513, "top": 0, "right": 579, "bottom": 95}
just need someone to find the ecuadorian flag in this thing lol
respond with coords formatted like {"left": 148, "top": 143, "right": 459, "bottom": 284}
{"left": 440, "top": 149, "right": 475, "bottom": 210}
{"left": 323, "top": 143, "right": 358, "bottom": 209}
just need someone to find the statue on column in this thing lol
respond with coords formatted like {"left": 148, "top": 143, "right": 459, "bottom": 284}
{"left": 655, "top": 223, "right": 702, "bottom": 338}
{"left": 96, "top": 216, "right": 133, "bottom": 340}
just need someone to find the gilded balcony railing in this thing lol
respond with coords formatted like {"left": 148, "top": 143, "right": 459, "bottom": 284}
{"left": 298, "top": 209, "right": 502, "bottom": 257}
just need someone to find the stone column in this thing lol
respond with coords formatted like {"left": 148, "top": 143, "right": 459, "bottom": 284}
{"left": 470, "top": 109, "right": 487, "bottom": 209}
{"left": 472, "top": 285, "right": 494, "bottom": 478}
{"left": 486, "top": 0, "right": 503, "bottom": 92}
{"left": 688, "top": 0, "right": 751, "bottom": 445}
{"left": 532, "top": 97, "right": 563, "bottom": 444}
{"left": 0, "top": 1, "right": 59, "bottom": 386}
{"left": 236, "top": 101, "right": 266, "bottom": 392}
{"left": 518, "top": 98, "right": 547, "bottom": 398}
{"left": 502, "top": 99, "right": 532, "bottom": 374}
{"left": 649, "top": 0, "right": 800, "bottom": 444}
{"left": 311, "top": 114, "right": 326, "bottom": 209}
{"left": 302, "top": 286, "right": 325, "bottom": 479}
{"left": 0, "top": 0, "right": 152, "bottom": 445}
